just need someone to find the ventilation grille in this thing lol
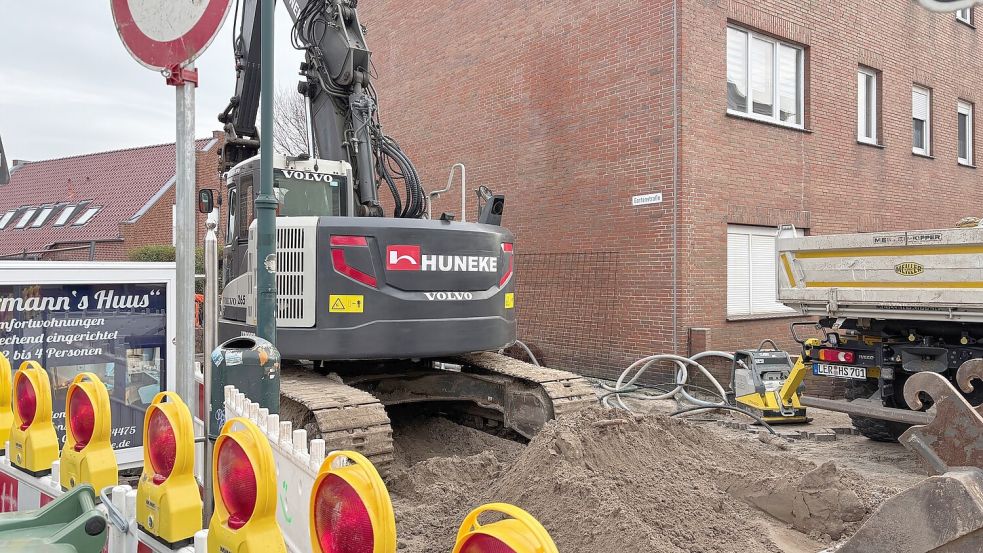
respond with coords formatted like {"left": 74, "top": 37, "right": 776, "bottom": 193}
{"left": 276, "top": 227, "right": 307, "bottom": 325}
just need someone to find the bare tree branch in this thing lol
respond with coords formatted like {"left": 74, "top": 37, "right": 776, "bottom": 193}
{"left": 273, "top": 87, "right": 310, "bottom": 156}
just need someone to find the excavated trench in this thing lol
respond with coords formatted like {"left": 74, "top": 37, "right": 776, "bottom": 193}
{"left": 384, "top": 404, "right": 919, "bottom": 553}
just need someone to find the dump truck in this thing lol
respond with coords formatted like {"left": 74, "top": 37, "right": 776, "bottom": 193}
{"left": 777, "top": 224, "right": 983, "bottom": 440}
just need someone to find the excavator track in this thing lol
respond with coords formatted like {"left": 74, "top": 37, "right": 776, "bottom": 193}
{"left": 277, "top": 353, "right": 597, "bottom": 474}
{"left": 457, "top": 352, "right": 599, "bottom": 420}
{"left": 279, "top": 366, "right": 396, "bottom": 471}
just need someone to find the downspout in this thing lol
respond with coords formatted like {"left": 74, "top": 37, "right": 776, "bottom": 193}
{"left": 672, "top": 0, "right": 680, "bottom": 354}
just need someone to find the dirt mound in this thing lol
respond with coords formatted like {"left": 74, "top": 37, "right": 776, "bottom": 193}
{"left": 387, "top": 408, "right": 879, "bottom": 552}
{"left": 723, "top": 461, "right": 867, "bottom": 539}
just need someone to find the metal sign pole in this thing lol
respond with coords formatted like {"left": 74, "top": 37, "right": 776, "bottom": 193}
{"left": 256, "top": 0, "right": 277, "bottom": 346}
{"left": 173, "top": 63, "right": 197, "bottom": 410}
{"left": 202, "top": 221, "right": 218, "bottom": 522}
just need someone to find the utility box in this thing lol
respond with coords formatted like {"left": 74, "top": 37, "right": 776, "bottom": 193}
{"left": 209, "top": 337, "right": 280, "bottom": 439}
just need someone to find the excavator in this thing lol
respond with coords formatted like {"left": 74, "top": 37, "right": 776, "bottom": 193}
{"left": 215, "top": 0, "right": 595, "bottom": 470}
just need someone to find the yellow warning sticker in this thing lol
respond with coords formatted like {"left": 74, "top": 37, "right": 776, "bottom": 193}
{"left": 504, "top": 293, "right": 515, "bottom": 309}
{"left": 330, "top": 295, "right": 364, "bottom": 313}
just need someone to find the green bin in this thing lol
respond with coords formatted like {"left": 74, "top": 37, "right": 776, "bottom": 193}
{"left": 209, "top": 336, "right": 281, "bottom": 439}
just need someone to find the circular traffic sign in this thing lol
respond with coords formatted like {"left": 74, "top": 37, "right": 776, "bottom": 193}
{"left": 917, "top": 0, "right": 980, "bottom": 11}
{"left": 111, "top": 0, "right": 233, "bottom": 71}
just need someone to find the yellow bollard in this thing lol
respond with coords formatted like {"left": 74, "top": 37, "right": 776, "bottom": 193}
{"left": 309, "top": 450, "right": 396, "bottom": 553}
{"left": 208, "top": 417, "right": 285, "bottom": 553}
{"left": 137, "top": 392, "right": 202, "bottom": 548}
{"left": 60, "top": 372, "right": 118, "bottom": 493}
{"left": 9, "top": 360, "right": 59, "bottom": 476}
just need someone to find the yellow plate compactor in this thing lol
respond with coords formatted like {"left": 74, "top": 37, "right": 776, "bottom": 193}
{"left": 728, "top": 343, "right": 809, "bottom": 424}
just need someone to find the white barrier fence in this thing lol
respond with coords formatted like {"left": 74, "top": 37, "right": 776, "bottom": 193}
{"left": 0, "top": 385, "right": 316, "bottom": 553}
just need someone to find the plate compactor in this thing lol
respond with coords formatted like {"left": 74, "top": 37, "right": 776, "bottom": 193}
{"left": 728, "top": 342, "right": 809, "bottom": 424}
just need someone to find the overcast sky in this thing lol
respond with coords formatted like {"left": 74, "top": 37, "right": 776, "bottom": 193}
{"left": 0, "top": 3, "right": 304, "bottom": 162}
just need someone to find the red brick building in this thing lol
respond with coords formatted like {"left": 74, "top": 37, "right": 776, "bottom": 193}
{"left": 359, "top": 1, "right": 983, "bottom": 390}
{"left": 0, "top": 132, "right": 225, "bottom": 261}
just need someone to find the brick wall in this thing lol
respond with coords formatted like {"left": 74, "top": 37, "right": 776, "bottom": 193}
{"left": 360, "top": 0, "right": 678, "bottom": 381}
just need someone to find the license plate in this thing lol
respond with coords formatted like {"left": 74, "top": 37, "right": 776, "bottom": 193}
{"left": 813, "top": 363, "right": 867, "bottom": 380}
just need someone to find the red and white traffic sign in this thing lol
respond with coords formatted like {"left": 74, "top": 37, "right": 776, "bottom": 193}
{"left": 111, "top": 0, "right": 232, "bottom": 71}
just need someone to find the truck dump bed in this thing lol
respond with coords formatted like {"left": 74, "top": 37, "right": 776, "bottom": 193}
{"left": 776, "top": 226, "right": 983, "bottom": 322}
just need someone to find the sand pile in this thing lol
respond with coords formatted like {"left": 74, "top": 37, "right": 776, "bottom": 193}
{"left": 722, "top": 461, "right": 866, "bottom": 539}
{"left": 387, "top": 408, "right": 878, "bottom": 552}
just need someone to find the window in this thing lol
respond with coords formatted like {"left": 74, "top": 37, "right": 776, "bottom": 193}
{"left": 237, "top": 175, "right": 254, "bottom": 239}
{"left": 727, "top": 225, "right": 796, "bottom": 317}
{"left": 912, "top": 85, "right": 932, "bottom": 156}
{"left": 53, "top": 204, "right": 77, "bottom": 226}
{"left": 14, "top": 208, "right": 37, "bottom": 229}
{"left": 727, "top": 26, "right": 804, "bottom": 127}
{"left": 0, "top": 210, "right": 15, "bottom": 230}
{"left": 72, "top": 206, "right": 100, "bottom": 226}
{"left": 957, "top": 8, "right": 973, "bottom": 25}
{"left": 959, "top": 100, "right": 974, "bottom": 165}
{"left": 30, "top": 206, "right": 55, "bottom": 228}
{"left": 226, "top": 189, "right": 237, "bottom": 244}
{"left": 857, "top": 67, "right": 878, "bottom": 144}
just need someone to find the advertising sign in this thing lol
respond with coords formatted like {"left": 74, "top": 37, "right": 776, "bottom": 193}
{"left": 0, "top": 262, "right": 175, "bottom": 466}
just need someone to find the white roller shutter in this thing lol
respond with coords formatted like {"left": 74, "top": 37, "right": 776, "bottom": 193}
{"left": 728, "top": 232, "right": 751, "bottom": 316}
{"left": 728, "top": 225, "right": 797, "bottom": 317}
{"left": 913, "top": 87, "right": 929, "bottom": 121}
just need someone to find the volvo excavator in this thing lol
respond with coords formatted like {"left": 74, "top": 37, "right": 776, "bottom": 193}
{"left": 216, "top": 0, "right": 594, "bottom": 470}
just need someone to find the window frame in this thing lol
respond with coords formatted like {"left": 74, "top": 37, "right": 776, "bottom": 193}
{"left": 912, "top": 85, "right": 932, "bottom": 156}
{"left": 30, "top": 205, "right": 55, "bottom": 228}
{"left": 857, "top": 67, "right": 879, "bottom": 145}
{"left": 957, "top": 7, "right": 974, "bottom": 26}
{"left": 726, "top": 224, "right": 798, "bottom": 319}
{"left": 0, "top": 210, "right": 16, "bottom": 230}
{"left": 959, "top": 100, "right": 974, "bottom": 166}
{"left": 726, "top": 26, "right": 805, "bottom": 129}
{"left": 14, "top": 207, "right": 37, "bottom": 229}
{"left": 72, "top": 206, "right": 101, "bottom": 226}
{"left": 226, "top": 188, "right": 237, "bottom": 245}
{"left": 53, "top": 204, "right": 77, "bottom": 227}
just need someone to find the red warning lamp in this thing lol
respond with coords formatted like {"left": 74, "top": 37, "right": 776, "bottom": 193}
{"left": 60, "top": 373, "right": 117, "bottom": 493}
{"left": 217, "top": 438, "right": 257, "bottom": 530}
{"left": 68, "top": 390, "right": 94, "bottom": 450}
{"left": 452, "top": 504, "right": 558, "bottom": 553}
{"left": 208, "top": 417, "right": 285, "bottom": 553}
{"left": 0, "top": 352, "right": 12, "bottom": 454}
{"left": 458, "top": 534, "right": 516, "bottom": 553}
{"left": 309, "top": 450, "right": 396, "bottom": 553}
{"left": 147, "top": 408, "right": 177, "bottom": 484}
{"left": 9, "top": 360, "right": 59, "bottom": 476}
{"left": 16, "top": 372, "right": 37, "bottom": 430}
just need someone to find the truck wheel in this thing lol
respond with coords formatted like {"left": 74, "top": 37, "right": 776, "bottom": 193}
{"left": 845, "top": 380, "right": 910, "bottom": 442}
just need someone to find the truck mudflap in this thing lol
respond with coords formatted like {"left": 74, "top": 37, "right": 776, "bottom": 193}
{"left": 835, "top": 359, "right": 983, "bottom": 553}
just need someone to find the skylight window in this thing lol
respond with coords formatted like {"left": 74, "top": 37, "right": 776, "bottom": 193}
{"left": 31, "top": 206, "right": 55, "bottom": 228}
{"left": 0, "top": 210, "right": 15, "bottom": 230}
{"left": 14, "top": 208, "right": 37, "bottom": 229}
{"left": 53, "top": 204, "right": 77, "bottom": 226}
{"left": 72, "top": 206, "right": 101, "bottom": 226}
